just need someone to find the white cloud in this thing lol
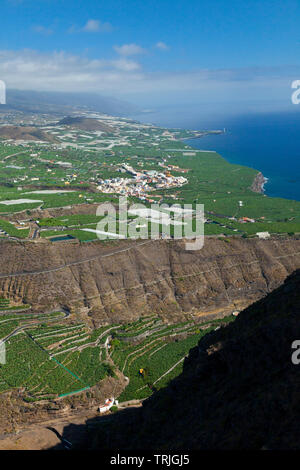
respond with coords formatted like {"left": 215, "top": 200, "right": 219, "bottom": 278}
{"left": 32, "top": 25, "right": 53, "bottom": 36}
{"left": 69, "top": 19, "right": 113, "bottom": 34}
{"left": 114, "top": 43, "right": 145, "bottom": 56}
{"left": 0, "top": 49, "right": 143, "bottom": 93}
{"left": 155, "top": 41, "right": 169, "bottom": 51}
{"left": 112, "top": 58, "right": 140, "bottom": 71}
{"left": 0, "top": 48, "right": 298, "bottom": 109}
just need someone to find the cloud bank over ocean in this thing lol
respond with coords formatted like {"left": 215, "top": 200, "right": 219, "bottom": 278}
{"left": 0, "top": 48, "right": 298, "bottom": 113}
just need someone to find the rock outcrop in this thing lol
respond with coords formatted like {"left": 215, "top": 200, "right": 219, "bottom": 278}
{"left": 251, "top": 171, "right": 267, "bottom": 193}
{"left": 0, "top": 126, "right": 56, "bottom": 142}
{"left": 57, "top": 116, "right": 115, "bottom": 133}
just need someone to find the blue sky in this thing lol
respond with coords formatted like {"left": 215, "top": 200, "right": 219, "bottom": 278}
{"left": 1, "top": 0, "right": 300, "bottom": 112}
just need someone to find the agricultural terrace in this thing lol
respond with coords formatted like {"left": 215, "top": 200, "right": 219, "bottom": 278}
{"left": 0, "top": 307, "right": 235, "bottom": 402}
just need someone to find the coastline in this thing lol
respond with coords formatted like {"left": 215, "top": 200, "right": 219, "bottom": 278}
{"left": 251, "top": 171, "right": 268, "bottom": 194}
{"left": 185, "top": 137, "right": 268, "bottom": 195}
{"left": 179, "top": 130, "right": 223, "bottom": 141}
{"left": 133, "top": 110, "right": 300, "bottom": 201}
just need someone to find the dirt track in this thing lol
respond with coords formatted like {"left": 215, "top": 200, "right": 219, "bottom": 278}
{"left": 0, "top": 398, "right": 143, "bottom": 450}
{"left": 0, "top": 408, "right": 98, "bottom": 450}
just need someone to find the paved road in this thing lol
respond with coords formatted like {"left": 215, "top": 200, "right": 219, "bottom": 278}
{"left": 0, "top": 240, "right": 299, "bottom": 290}
{"left": 0, "top": 239, "right": 155, "bottom": 279}
{"left": 46, "top": 427, "right": 72, "bottom": 450}
{"left": 52, "top": 325, "right": 120, "bottom": 357}
{"left": 153, "top": 355, "right": 187, "bottom": 385}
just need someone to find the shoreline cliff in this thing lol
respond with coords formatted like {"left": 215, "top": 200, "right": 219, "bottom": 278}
{"left": 251, "top": 171, "right": 268, "bottom": 193}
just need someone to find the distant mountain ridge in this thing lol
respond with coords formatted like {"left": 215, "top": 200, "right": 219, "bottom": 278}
{"left": 0, "top": 90, "right": 138, "bottom": 116}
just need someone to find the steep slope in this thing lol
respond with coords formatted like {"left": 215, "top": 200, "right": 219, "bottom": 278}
{"left": 81, "top": 269, "right": 300, "bottom": 450}
{"left": 0, "top": 237, "right": 300, "bottom": 325}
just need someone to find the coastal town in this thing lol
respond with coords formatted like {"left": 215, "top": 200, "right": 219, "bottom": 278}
{"left": 0, "top": 109, "right": 299, "bottom": 243}
{"left": 96, "top": 163, "right": 188, "bottom": 200}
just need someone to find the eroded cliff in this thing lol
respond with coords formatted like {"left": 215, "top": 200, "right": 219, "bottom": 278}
{"left": 0, "top": 236, "right": 300, "bottom": 325}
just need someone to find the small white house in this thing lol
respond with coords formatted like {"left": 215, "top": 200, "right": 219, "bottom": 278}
{"left": 99, "top": 397, "right": 115, "bottom": 413}
{"left": 256, "top": 231, "right": 270, "bottom": 239}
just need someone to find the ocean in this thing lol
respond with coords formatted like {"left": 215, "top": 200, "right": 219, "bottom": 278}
{"left": 132, "top": 109, "right": 300, "bottom": 201}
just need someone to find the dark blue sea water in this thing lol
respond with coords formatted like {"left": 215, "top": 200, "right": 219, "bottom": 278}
{"left": 133, "top": 109, "right": 300, "bottom": 201}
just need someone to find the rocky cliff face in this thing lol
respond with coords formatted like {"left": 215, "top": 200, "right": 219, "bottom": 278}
{"left": 78, "top": 269, "right": 300, "bottom": 450}
{"left": 251, "top": 171, "right": 267, "bottom": 193}
{"left": 0, "top": 237, "right": 300, "bottom": 325}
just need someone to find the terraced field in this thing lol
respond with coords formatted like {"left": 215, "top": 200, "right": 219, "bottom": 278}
{"left": 110, "top": 315, "right": 235, "bottom": 401}
{"left": 0, "top": 307, "right": 235, "bottom": 402}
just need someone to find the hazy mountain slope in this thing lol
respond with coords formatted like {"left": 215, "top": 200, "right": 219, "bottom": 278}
{"left": 1, "top": 90, "right": 138, "bottom": 116}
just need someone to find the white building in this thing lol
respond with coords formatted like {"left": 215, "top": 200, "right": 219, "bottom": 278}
{"left": 256, "top": 231, "right": 270, "bottom": 239}
{"left": 99, "top": 397, "right": 115, "bottom": 413}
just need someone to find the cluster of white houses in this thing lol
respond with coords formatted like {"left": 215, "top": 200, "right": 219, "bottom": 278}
{"left": 96, "top": 163, "right": 188, "bottom": 200}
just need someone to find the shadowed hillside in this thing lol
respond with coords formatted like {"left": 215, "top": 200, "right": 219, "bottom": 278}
{"left": 55, "top": 269, "right": 300, "bottom": 450}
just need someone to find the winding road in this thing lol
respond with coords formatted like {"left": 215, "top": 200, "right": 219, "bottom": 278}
{"left": 0, "top": 239, "right": 155, "bottom": 279}
{"left": 1, "top": 310, "right": 70, "bottom": 343}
